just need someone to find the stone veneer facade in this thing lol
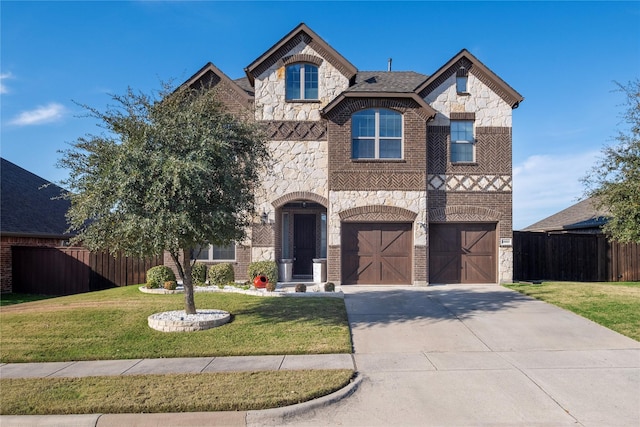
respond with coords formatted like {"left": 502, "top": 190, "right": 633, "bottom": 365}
{"left": 177, "top": 23, "right": 521, "bottom": 285}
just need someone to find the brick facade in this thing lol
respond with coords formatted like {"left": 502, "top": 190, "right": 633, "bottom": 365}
{"left": 1, "top": 235, "right": 64, "bottom": 293}
{"left": 179, "top": 23, "right": 522, "bottom": 285}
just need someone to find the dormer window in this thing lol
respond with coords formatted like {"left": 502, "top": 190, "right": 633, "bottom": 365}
{"left": 286, "top": 63, "right": 318, "bottom": 100}
{"left": 456, "top": 67, "right": 469, "bottom": 94}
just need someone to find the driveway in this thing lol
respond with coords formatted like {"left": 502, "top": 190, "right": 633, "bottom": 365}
{"left": 251, "top": 284, "right": 640, "bottom": 426}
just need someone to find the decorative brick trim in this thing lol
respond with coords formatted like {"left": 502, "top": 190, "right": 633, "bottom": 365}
{"left": 429, "top": 205, "right": 502, "bottom": 222}
{"left": 251, "top": 224, "right": 274, "bottom": 247}
{"left": 266, "top": 121, "right": 327, "bottom": 141}
{"left": 428, "top": 174, "right": 512, "bottom": 192}
{"left": 339, "top": 205, "right": 417, "bottom": 222}
{"left": 252, "top": 33, "right": 309, "bottom": 78}
{"left": 471, "top": 67, "right": 522, "bottom": 110}
{"left": 418, "top": 57, "right": 472, "bottom": 98}
{"left": 327, "top": 97, "right": 433, "bottom": 122}
{"left": 332, "top": 171, "right": 425, "bottom": 191}
{"left": 450, "top": 112, "right": 475, "bottom": 120}
{"left": 307, "top": 39, "right": 357, "bottom": 79}
{"left": 476, "top": 127, "right": 511, "bottom": 135}
{"left": 271, "top": 192, "right": 328, "bottom": 209}
{"left": 282, "top": 54, "right": 323, "bottom": 67}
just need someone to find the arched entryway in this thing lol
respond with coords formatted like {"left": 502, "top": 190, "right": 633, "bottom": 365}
{"left": 272, "top": 192, "right": 328, "bottom": 280}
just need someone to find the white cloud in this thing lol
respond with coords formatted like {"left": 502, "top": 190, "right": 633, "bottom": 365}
{"left": 0, "top": 72, "right": 13, "bottom": 94}
{"left": 9, "top": 103, "right": 66, "bottom": 126}
{"left": 513, "top": 150, "right": 600, "bottom": 229}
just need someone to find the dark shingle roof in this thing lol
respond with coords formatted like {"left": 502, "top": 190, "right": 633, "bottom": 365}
{"left": 346, "top": 71, "right": 429, "bottom": 93}
{"left": 233, "top": 77, "right": 255, "bottom": 97}
{"left": 1, "top": 158, "right": 73, "bottom": 237}
{"left": 523, "top": 197, "right": 610, "bottom": 232}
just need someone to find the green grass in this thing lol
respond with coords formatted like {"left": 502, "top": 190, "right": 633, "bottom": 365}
{"left": 0, "top": 293, "right": 56, "bottom": 306}
{"left": 0, "top": 285, "right": 352, "bottom": 363}
{"left": 505, "top": 281, "right": 640, "bottom": 341}
{"left": 0, "top": 370, "right": 355, "bottom": 415}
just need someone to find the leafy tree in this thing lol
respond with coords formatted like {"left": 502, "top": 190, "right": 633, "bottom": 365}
{"left": 582, "top": 79, "right": 640, "bottom": 243}
{"left": 59, "top": 83, "right": 269, "bottom": 313}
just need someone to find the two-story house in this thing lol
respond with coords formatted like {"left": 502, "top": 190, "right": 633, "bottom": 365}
{"left": 168, "top": 23, "right": 523, "bottom": 285}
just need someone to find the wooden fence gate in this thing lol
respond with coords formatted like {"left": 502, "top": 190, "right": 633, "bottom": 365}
{"left": 12, "top": 246, "right": 163, "bottom": 295}
{"left": 513, "top": 232, "right": 639, "bottom": 282}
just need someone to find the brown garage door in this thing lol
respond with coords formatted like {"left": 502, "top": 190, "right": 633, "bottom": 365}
{"left": 342, "top": 223, "right": 412, "bottom": 285}
{"left": 429, "top": 223, "right": 496, "bottom": 284}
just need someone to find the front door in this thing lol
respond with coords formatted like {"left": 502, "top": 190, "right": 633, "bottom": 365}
{"left": 294, "top": 214, "right": 316, "bottom": 276}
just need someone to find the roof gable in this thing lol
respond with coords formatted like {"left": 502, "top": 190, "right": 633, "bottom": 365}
{"left": 244, "top": 23, "right": 357, "bottom": 86}
{"left": 182, "top": 62, "right": 254, "bottom": 106}
{"left": 1, "top": 158, "right": 73, "bottom": 238}
{"left": 416, "top": 49, "right": 524, "bottom": 109}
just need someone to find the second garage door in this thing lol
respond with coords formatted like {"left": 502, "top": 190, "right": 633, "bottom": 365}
{"left": 429, "top": 223, "right": 496, "bottom": 284}
{"left": 342, "top": 223, "right": 412, "bottom": 285}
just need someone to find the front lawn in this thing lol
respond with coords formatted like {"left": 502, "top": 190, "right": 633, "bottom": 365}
{"left": 505, "top": 281, "right": 640, "bottom": 341}
{"left": 0, "top": 285, "right": 352, "bottom": 363}
{"left": 1, "top": 370, "right": 355, "bottom": 415}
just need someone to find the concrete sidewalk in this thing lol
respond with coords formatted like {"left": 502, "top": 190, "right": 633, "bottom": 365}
{"left": 2, "top": 284, "right": 639, "bottom": 426}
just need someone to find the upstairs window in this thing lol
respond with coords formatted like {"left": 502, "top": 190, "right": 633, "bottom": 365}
{"left": 450, "top": 120, "right": 475, "bottom": 163}
{"left": 352, "top": 109, "right": 403, "bottom": 159}
{"left": 456, "top": 67, "right": 469, "bottom": 93}
{"left": 286, "top": 63, "right": 318, "bottom": 100}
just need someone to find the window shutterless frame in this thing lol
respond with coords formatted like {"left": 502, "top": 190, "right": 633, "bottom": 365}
{"left": 351, "top": 108, "right": 403, "bottom": 159}
{"left": 285, "top": 63, "right": 318, "bottom": 100}
{"left": 450, "top": 120, "right": 475, "bottom": 163}
{"left": 191, "top": 244, "right": 236, "bottom": 262}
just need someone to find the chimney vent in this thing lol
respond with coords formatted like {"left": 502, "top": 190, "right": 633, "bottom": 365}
{"left": 388, "top": 58, "right": 392, "bottom": 72}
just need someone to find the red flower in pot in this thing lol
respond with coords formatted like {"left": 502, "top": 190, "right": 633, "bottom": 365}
{"left": 253, "top": 275, "right": 268, "bottom": 289}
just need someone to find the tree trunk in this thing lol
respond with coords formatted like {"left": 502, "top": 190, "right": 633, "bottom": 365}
{"left": 181, "top": 249, "right": 197, "bottom": 314}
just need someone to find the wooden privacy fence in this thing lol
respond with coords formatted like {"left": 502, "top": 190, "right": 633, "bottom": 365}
{"left": 513, "top": 231, "right": 639, "bottom": 282}
{"left": 12, "top": 246, "right": 163, "bottom": 295}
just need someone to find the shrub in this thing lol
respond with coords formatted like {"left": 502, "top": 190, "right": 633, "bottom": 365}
{"left": 266, "top": 281, "right": 277, "bottom": 292}
{"left": 192, "top": 262, "right": 207, "bottom": 286}
{"left": 208, "top": 263, "right": 235, "bottom": 287}
{"left": 295, "top": 283, "right": 307, "bottom": 293}
{"left": 163, "top": 280, "right": 177, "bottom": 290}
{"left": 146, "top": 265, "right": 176, "bottom": 289}
{"left": 247, "top": 261, "right": 278, "bottom": 285}
{"left": 324, "top": 282, "right": 335, "bottom": 292}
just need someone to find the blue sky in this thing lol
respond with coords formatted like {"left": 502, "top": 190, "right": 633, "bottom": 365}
{"left": 1, "top": 1, "right": 639, "bottom": 229}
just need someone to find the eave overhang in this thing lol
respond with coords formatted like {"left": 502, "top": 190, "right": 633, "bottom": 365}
{"left": 244, "top": 23, "right": 358, "bottom": 87}
{"left": 321, "top": 91, "right": 437, "bottom": 121}
{"left": 415, "top": 49, "right": 524, "bottom": 109}
{"left": 181, "top": 62, "right": 254, "bottom": 107}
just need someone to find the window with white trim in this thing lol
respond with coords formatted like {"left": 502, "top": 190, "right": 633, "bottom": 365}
{"left": 285, "top": 63, "right": 318, "bottom": 100}
{"left": 450, "top": 120, "right": 475, "bottom": 163}
{"left": 192, "top": 244, "right": 236, "bottom": 261}
{"left": 352, "top": 108, "right": 403, "bottom": 159}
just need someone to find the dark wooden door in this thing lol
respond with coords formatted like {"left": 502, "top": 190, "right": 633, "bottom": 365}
{"left": 429, "top": 223, "right": 496, "bottom": 284}
{"left": 294, "top": 214, "right": 316, "bottom": 276}
{"left": 342, "top": 223, "right": 412, "bottom": 284}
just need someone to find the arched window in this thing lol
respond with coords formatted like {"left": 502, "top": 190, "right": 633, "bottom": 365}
{"left": 285, "top": 63, "right": 318, "bottom": 100}
{"left": 352, "top": 109, "right": 403, "bottom": 159}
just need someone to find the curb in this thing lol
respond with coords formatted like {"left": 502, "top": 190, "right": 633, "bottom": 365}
{"left": 0, "top": 373, "right": 362, "bottom": 427}
{"left": 246, "top": 372, "right": 363, "bottom": 425}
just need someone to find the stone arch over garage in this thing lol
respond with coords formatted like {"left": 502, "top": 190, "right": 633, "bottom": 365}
{"left": 429, "top": 205, "right": 501, "bottom": 222}
{"left": 339, "top": 205, "right": 417, "bottom": 223}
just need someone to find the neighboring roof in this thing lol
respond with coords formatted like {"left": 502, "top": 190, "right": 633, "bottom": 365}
{"left": 1, "top": 158, "right": 73, "bottom": 238}
{"left": 522, "top": 197, "right": 610, "bottom": 232}
{"left": 415, "top": 49, "right": 524, "bottom": 109}
{"left": 346, "top": 71, "right": 428, "bottom": 93}
{"left": 181, "top": 62, "right": 254, "bottom": 106}
{"left": 244, "top": 22, "right": 358, "bottom": 86}
{"left": 233, "top": 77, "right": 255, "bottom": 97}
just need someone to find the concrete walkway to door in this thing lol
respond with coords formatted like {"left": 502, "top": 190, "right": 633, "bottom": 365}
{"left": 254, "top": 284, "right": 640, "bottom": 427}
